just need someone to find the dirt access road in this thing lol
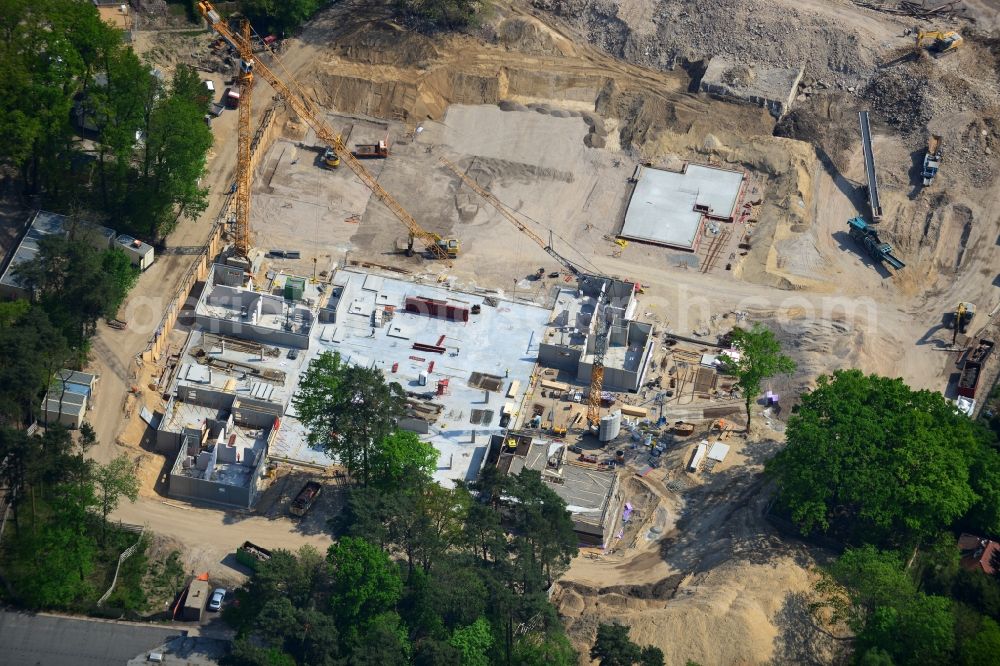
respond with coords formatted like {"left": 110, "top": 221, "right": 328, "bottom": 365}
{"left": 78, "top": 33, "right": 336, "bottom": 578}
{"left": 112, "top": 498, "right": 332, "bottom": 584}
{"left": 85, "top": 62, "right": 240, "bottom": 466}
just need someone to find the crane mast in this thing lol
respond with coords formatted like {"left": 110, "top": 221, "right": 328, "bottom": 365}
{"left": 234, "top": 20, "right": 253, "bottom": 259}
{"left": 586, "top": 280, "right": 609, "bottom": 427}
{"left": 197, "top": 1, "right": 450, "bottom": 260}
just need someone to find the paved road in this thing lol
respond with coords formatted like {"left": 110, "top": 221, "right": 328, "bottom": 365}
{"left": 0, "top": 611, "right": 183, "bottom": 666}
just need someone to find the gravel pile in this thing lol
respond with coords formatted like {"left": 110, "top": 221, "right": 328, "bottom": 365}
{"left": 532, "top": 0, "right": 886, "bottom": 87}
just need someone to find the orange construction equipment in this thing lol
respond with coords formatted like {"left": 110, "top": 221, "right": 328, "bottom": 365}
{"left": 197, "top": 2, "right": 450, "bottom": 260}
{"left": 234, "top": 20, "right": 254, "bottom": 259}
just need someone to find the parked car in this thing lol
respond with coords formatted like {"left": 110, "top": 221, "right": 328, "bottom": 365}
{"left": 208, "top": 588, "right": 226, "bottom": 611}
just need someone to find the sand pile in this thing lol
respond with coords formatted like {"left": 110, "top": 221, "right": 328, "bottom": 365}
{"left": 558, "top": 556, "right": 845, "bottom": 664}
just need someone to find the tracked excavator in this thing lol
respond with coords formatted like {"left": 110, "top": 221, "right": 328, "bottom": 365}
{"left": 952, "top": 302, "right": 976, "bottom": 345}
{"left": 916, "top": 30, "right": 963, "bottom": 56}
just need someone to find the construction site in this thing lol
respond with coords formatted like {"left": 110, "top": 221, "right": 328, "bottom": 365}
{"left": 32, "top": 0, "right": 999, "bottom": 662}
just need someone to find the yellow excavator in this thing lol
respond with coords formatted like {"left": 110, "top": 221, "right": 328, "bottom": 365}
{"left": 952, "top": 301, "right": 976, "bottom": 345}
{"left": 322, "top": 147, "right": 340, "bottom": 169}
{"left": 916, "top": 30, "right": 963, "bottom": 57}
{"left": 408, "top": 233, "right": 459, "bottom": 259}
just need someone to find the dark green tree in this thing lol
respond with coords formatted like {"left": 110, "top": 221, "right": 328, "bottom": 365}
{"left": 719, "top": 323, "right": 796, "bottom": 429}
{"left": 88, "top": 43, "right": 156, "bottom": 220}
{"left": 171, "top": 63, "right": 212, "bottom": 112}
{"left": 449, "top": 617, "right": 492, "bottom": 666}
{"left": 639, "top": 646, "right": 665, "bottom": 666}
{"left": 959, "top": 617, "right": 1000, "bottom": 665}
{"left": 16, "top": 236, "right": 138, "bottom": 355}
{"left": 0, "top": 0, "right": 118, "bottom": 194}
{"left": 293, "top": 351, "right": 406, "bottom": 485}
{"left": 818, "top": 545, "right": 956, "bottom": 665}
{"left": 506, "top": 470, "right": 579, "bottom": 588}
{"left": 93, "top": 453, "right": 140, "bottom": 544}
{"left": 590, "top": 623, "right": 641, "bottom": 666}
{"left": 394, "top": 0, "right": 482, "bottom": 27}
{"left": 0, "top": 306, "right": 70, "bottom": 425}
{"left": 328, "top": 536, "right": 403, "bottom": 626}
{"left": 768, "top": 370, "right": 986, "bottom": 544}
{"left": 137, "top": 83, "right": 212, "bottom": 237}
{"left": 241, "top": 0, "right": 322, "bottom": 36}
{"left": 370, "top": 429, "right": 438, "bottom": 489}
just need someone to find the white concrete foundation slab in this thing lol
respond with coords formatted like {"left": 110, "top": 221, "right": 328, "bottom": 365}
{"left": 620, "top": 164, "right": 744, "bottom": 250}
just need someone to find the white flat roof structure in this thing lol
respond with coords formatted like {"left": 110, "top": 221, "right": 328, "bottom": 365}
{"left": 620, "top": 164, "right": 744, "bottom": 250}
{"left": 319, "top": 269, "right": 550, "bottom": 487}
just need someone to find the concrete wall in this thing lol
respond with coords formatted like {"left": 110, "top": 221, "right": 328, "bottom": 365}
{"left": 43, "top": 407, "right": 84, "bottom": 429}
{"left": 168, "top": 435, "right": 265, "bottom": 508}
{"left": 169, "top": 467, "right": 255, "bottom": 508}
{"left": 156, "top": 426, "right": 182, "bottom": 453}
{"left": 214, "top": 264, "right": 245, "bottom": 287}
{"left": 538, "top": 342, "right": 581, "bottom": 373}
{"left": 399, "top": 417, "right": 430, "bottom": 434}
{"left": 233, "top": 398, "right": 282, "bottom": 428}
{"left": 142, "top": 104, "right": 281, "bottom": 364}
{"left": 176, "top": 384, "right": 237, "bottom": 410}
{"left": 192, "top": 312, "right": 311, "bottom": 349}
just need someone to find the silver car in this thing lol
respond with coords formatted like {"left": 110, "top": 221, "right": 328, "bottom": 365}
{"left": 207, "top": 588, "right": 226, "bottom": 611}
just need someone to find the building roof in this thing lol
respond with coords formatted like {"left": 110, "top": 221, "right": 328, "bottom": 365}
{"left": 620, "top": 164, "right": 744, "bottom": 249}
{"left": 491, "top": 434, "right": 619, "bottom": 537}
{"left": 168, "top": 265, "right": 551, "bottom": 481}
{"left": 116, "top": 234, "right": 153, "bottom": 255}
{"left": 0, "top": 211, "right": 68, "bottom": 292}
{"left": 315, "top": 269, "right": 550, "bottom": 486}
{"left": 959, "top": 533, "right": 1000, "bottom": 575}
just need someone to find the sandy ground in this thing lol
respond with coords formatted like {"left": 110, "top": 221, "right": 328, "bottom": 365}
{"left": 68, "top": 1, "right": 1000, "bottom": 661}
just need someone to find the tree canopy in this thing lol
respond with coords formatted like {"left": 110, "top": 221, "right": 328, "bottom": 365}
{"left": 590, "top": 623, "right": 665, "bottom": 666}
{"left": 1, "top": 0, "right": 212, "bottom": 238}
{"left": 768, "top": 369, "right": 998, "bottom": 545}
{"left": 0, "top": 423, "right": 141, "bottom": 610}
{"left": 16, "top": 235, "right": 138, "bottom": 357}
{"left": 815, "top": 545, "right": 957, "bottom": 665}
{"left": 225, "top": 442, "right": 579, "bottom": 665}
{"left": 720, "top": 323, "right": 796, "bottom": 428}
{"left": 292, "top": 351, "right": 408, "bottom": 486}
{"left": 241, "top": 0, "right": 323, "bottom": 36}
{"left": 394, "top": 0, "right": 483, "bottom": 28}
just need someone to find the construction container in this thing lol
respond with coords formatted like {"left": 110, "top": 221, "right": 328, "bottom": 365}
{"left": 598, "top": 410, "right": 622, "bottom": 442}
{"left": 182, "top": 579, "right": 210, "bottom": 621}
{"left": 284, "top": 277, "right": 306, "bottom": 301}
{"left": 115, "top": 234, "right": 155, "bottom": 271}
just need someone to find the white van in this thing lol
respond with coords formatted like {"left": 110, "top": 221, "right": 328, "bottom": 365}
{"left": 203, "top": 80, "right": 216, "bottom": 94}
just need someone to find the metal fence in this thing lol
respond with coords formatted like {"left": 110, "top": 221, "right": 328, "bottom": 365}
{"left": 97, "top": 524, "right": 146, "bottom": 606}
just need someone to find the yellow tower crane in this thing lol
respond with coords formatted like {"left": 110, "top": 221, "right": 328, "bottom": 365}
{"left": 197, "top": 2, "right": 452, "bottom": 261}
{"left": 234, "top": 20, "right": 253, "bottom": 259}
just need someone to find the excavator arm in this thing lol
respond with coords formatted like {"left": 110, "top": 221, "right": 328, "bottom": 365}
{"left": 198, "top": 2, "right": 450, "bottom": 260}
